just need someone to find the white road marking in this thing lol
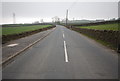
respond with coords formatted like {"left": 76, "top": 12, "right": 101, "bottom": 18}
{"left": 7, "top": 43, "right": 19, "bottom": 47}
{"left": 64, "top": 41, "right": 69, "bottom": 62}
{"left": 63, "top": 33, "right": 65, "bottom": 38}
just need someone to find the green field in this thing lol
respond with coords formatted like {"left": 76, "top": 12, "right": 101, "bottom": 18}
{"left": 77, "top": 23, "right": 118, "bottom": 31}
{"left": 2, "top": 25, "right": 52, "bottom": 35}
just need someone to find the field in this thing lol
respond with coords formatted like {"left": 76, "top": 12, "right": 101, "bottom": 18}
{"left": 77, "top": 23, "right": 118, "bottom": 31}
{"left": 2, "top": 25, "right": 52, "bottom": 35}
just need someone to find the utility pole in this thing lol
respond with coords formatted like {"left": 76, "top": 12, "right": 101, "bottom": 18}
{"left": 13, "top": 13, "right": 16, "bottom": 24}
{"left": 66, "top": 9, "right": 68, "bottom": 26}
{"left": 73, "top": 18, "right": 74, "bottom": 21}
{"left": 40, "top": 19, "right": 44, "bottom": 23}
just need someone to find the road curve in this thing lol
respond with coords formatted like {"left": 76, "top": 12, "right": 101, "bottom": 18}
{"left": 3, "top": 25, "right": 118, "bottom": 79}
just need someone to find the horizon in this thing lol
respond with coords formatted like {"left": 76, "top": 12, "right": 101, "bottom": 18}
{"left": 2, "top": 2, "right": 118, "bottom": 24}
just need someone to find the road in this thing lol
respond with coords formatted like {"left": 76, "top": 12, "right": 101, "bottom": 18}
{"left": 2, "top": 28, "right": 54, "bottom": 62}
{"left": 3, "top": 25, "right": 118, "bottom": 79}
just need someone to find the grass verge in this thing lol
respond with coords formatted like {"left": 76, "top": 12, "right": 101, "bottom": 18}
{"left": 72, "top": 30, "right": 117, "bottom": 51}
{"left": 2, "top": 25, "right": 55, "bottom": 44}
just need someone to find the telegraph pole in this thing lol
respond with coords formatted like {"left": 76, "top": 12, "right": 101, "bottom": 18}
{"left": 13, "top": 13, "right": 16, "bottom": 24}
{"left": 66, "top": 9, "right": 68, "bottom": 26}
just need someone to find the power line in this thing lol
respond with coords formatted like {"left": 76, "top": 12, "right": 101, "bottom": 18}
{"left": 65, "top": 0, "right": 78, "bottom": 26}
{"left": 68, "top": 0, "right": 78, "bottom": 10}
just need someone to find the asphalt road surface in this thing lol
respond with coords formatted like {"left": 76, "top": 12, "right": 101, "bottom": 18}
{"left": 3, "top": 25, "right": 118, "bottom": 79}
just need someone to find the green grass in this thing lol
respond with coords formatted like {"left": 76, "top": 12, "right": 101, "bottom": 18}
{"left": 77, "top": 23, "right": 118, "bottom": 31}
{"left": 2, "top": 25, "right": 52, "bottom": 35}
{"left": 83, "top": 33, "right": 117, "bottom": 50}
{"left": 75, "top": 30, "right": 117, "bottom": 50}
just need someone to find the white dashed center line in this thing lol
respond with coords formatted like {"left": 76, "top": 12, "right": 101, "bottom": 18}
{"left": 64, "top": 41, "right": 69, "bottom": 62}
{"left": 62, "top": 30, "right": 69, "bottom": 62}
{"left": 7, "top": 43, "right": 19, "bottom": 47}
{"left": 63, "top": 33, "right": 65, "bottom": 38}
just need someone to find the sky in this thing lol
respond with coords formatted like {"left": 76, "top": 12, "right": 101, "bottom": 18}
{"left": 1, "top": 0, "right": 120, "bottom": 2}
{"left": 1, "top": 1, "right": 119, "bottom": 24}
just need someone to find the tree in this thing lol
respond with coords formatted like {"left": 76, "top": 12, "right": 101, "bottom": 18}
{"left": 52, "top": 16, "right": 60, "bottom": 24}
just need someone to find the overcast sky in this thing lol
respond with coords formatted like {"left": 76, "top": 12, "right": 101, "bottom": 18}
{"left": 2, "top": 2, "right": 118, "bottom": 24}
{"left": 1, "top": 0, "right": 120, "bottom": 2}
